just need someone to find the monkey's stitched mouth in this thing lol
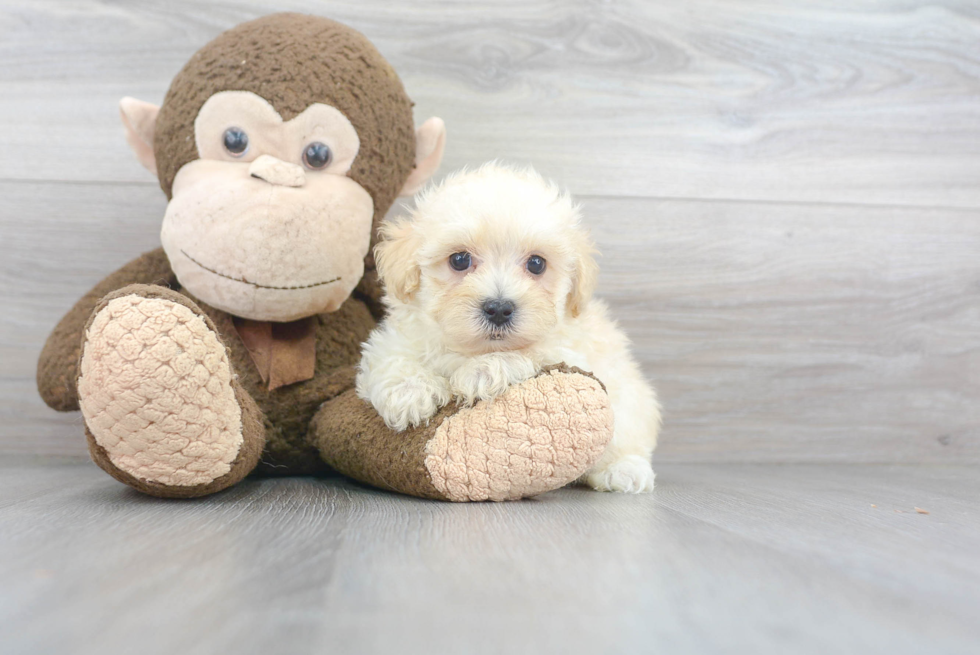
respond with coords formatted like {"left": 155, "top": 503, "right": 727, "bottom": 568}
{"left": 180, "top": 250, "right": 341, "bottom": 290}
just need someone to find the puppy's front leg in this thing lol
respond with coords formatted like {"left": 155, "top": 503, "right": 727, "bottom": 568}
{"left": 357, "top": 359, "right": 451, "bottom": 432}
{"left": 356, "top": 323, "right": 452, "bottom": 431}
{"left": 448, "top": 353, "right": 538, "bottom": 405}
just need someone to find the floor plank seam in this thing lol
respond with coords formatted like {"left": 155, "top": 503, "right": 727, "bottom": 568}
{"left": 2, "top": 178, "right": 979, "bottom": 214}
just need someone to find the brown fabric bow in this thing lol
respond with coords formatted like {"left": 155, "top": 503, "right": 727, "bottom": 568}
{"left": 233, "top": 317, "right": 318, "bottom": 391}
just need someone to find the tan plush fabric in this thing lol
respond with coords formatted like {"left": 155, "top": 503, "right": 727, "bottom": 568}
{"left": 78, "top": 294, "right": 244, "bottom": 486}
{"left": 161, "top": 156, "right": 375, "bottom": 322}
{"left": 424, "top": 367, "right": 613, "bottom": 501}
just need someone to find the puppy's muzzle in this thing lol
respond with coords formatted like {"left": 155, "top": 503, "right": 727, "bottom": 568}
{"left": 482, "top": 298, "right": 515, "bottom": 328}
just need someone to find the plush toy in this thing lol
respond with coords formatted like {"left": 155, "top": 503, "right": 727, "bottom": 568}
{"left": 36, "top": 13, "right": 613, "bottom": 501}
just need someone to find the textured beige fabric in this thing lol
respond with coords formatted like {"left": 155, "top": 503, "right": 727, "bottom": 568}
{"left": 424, "top": 368, "right": 613, "bottom": 502}
{"left": 78, "top": 295, "right": 244, "bottom": 486}
{"left": 247, "top": 155, "right": 305, "bottom": 187}
{"left": 160, "top": 159, "right": 374, "bottom": 322}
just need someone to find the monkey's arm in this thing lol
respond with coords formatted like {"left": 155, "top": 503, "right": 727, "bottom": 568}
{"left": 311, "top": 365, "right": 614, "bottom": 502}
{"left": 37, "top": 248, "right": 177, "bottom": 411}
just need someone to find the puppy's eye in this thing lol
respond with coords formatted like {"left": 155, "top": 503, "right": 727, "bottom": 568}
{"left": 223, "top": 127, "right": 249, "bottom": 156}
{"left": 449, "top": 252, "right": 472, "bottom": 271}
{"left": 526, "top": 255, "right": 546, "bottom": 275}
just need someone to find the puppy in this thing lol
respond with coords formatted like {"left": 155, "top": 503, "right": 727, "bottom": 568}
{"left": 355, "top": 163, "right": 661, "bottom": 493}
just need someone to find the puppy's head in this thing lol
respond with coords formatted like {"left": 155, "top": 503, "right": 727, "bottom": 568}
{"left": 375, "top": 163, "right": 598, "bottom": 355}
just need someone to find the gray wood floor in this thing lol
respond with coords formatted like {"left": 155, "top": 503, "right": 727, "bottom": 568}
{"left": 1, "top": 1, "right": 979, "bottom": 653}
{"left": 2, "top": 461, "right": 978, "bottom": 655}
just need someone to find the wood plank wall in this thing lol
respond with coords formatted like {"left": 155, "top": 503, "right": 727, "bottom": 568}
{"left": 2, "top": 0, "right": 978, "bottom": 462}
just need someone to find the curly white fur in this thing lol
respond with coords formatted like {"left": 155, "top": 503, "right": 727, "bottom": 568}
{"left": 356, "top": 163, "right": 661, "bottom": 493}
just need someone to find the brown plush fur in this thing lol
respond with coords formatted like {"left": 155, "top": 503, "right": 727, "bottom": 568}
{"left": 312, "top": 392, "right": 455, "bottom": 500}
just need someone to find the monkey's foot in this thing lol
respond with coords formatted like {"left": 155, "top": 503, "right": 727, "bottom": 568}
{"left": 312, "top": 365, "right": 613, "bottom": 502}
{"left": 77, "top": 285, "right": 265, "bottom": 498}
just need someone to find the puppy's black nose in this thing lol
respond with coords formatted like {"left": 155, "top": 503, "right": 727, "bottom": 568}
{"left": 482, "top": 299, "right": 515, "bottom": 327}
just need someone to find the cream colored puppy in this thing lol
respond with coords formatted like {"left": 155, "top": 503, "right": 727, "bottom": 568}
{"left": 356, "top": 163, "right": 661, "bottom": 493}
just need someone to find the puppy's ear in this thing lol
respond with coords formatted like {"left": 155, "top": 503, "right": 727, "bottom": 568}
{"left": 567, "top": 233, "right": 599, "bottom": 318}
{"left": 375, "top": 219, "right": 423, "bottom": 302}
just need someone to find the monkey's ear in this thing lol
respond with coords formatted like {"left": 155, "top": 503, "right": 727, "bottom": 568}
{"left": 400, "top": 117, "right": 446, "bottom": 197}
{"left": 374, "top": 218, "right": 423, "bottom": 302}
{"left": 119, "top": 97, "right": 160, "bottom": 175}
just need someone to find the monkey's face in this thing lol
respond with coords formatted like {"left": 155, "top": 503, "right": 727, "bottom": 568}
{"left": 122, "top": 14, "right": 446, "bottom": 321}
{"left": 160, "top": 91, "right": 374, "bottom": 322}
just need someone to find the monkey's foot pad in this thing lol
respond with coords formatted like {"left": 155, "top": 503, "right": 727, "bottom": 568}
{"left": 78, "top": 293, "right": 244, "bottom": 488}
{"left": 424, "top": 367, "right": 614, "bottom": 502}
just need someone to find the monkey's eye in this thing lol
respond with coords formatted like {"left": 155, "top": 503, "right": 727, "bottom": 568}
{"left": 222, "top": 127, "right": 249, "bottom": 156}
{"left": 526, "top": 255, "right": 546, "bottom": 275}
{"left": 303, "top": 142, "right": 332, "bottom": 169}
{"left": 449, "top": 252, "right": 472, "bottom": 271}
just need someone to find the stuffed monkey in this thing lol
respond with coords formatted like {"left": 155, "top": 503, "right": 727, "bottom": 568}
{"left": 36, "top": 13, "right": 613, "bottom": 501}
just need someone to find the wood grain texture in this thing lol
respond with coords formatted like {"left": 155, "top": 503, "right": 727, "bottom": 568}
{"left": 588, "top": 196, "right": 980, "bottom": 463}
{"left": 0, "top": 0, "right": 979, "bottom": 205}
{"left": 2, "top": 1, "right": 980, "bottom": 462}
{"left": 1, "top": 462, "right": 978, "bottom": 655}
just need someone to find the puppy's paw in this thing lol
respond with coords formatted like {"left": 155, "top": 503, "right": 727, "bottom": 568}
{"left": 449, "top": 353, "right": 538, "bottom": 405}
{"left": 374, "top": 376, "right": 451, "bottom": 432}
{"left": 585, "top": 455, "right": 655, "bottom": 493}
